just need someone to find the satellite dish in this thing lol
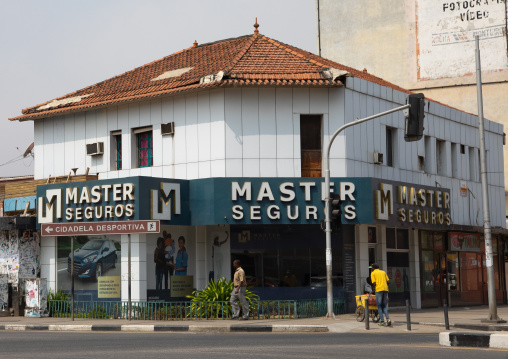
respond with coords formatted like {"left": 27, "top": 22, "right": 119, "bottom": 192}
{"left": 23, "top": 142, "right": 34, "bottom": 158}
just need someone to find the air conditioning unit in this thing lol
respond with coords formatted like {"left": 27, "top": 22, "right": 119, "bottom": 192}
{"left": 86, "top": 142, "right": 104, "bottom": 156}
{"left": 373, "top": 151, "right": 384, "bottom": 164}
{"left": 161, "top": 122, "right": 175, "bottom": 136}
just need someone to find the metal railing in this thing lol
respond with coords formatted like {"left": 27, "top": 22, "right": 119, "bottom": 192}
{"left": 48, "top": 298, "right": 346, "bottom": 320}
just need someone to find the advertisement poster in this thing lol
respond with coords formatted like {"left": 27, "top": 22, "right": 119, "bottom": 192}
{"left": 57, "top": 236, "right": 121, "bottom": 300}
{"left": 170, "top": 276, "right": 194, "bottom": 297}
{"left": 386, "top": 267, "right": 409, "bottom": 294}
{"left": 98, "top": 276, "right": 121, "bottom": 298}
{"left": 209, "top": 230, "right": 230, "bottom": 282}
{"left": 450, "top": 232, "right": 481, "bottom": 252}
{"left": 146, "top": 225, "right": 194, "bottom": 301}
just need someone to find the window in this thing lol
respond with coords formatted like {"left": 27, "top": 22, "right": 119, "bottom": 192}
{"left": 468, "top": 147, "right": 476, "bottom": 181}
{"left": 424, "top": 135, "right": 432, "bottom": 173}
{"left": 386, "top": 228, "right": 409, "bottom": 249}
{"left": 451, "top": 142, "right": 458, "bottom": 178}
{"left": 368, "top": 227, "right": 377, "bottom": 243}
{"left": 137, "top": 131, "right": 153, "bottom": 167}
{"left": 386, "top": 127, "right": 395, "bottom": 167}
{"left": 111, "top": 131, "right": 122, "bottom": 171}
{"left": 132, "top": 126, "right": 153, "bottom": 168}
{"left": 300, "top": 115, "right": 322, "bottom": 177}
{"left": 436, "top": 139, "right": 446, "bottom": 175}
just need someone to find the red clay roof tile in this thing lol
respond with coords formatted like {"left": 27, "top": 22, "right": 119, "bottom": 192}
{"left": 10, "top": 33, "right": 412, "bottom": 122}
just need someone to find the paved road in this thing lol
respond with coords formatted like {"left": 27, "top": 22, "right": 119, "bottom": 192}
{"left": 1, "top": 331, "right": 506, "bottom": 359}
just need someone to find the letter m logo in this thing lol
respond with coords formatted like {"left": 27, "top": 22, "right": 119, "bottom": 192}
{"left": 38, "top": 189, "right": 63, "bottom": 224}
{"left": 375, "top": 183, "right": 393, "bottom": 221}
{"left": 151, "top": 183, "right": 181, "bottom": 220}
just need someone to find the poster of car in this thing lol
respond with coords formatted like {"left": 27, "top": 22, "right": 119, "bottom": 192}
{"left": 57, "top": 236, "right": 121, "bottom": 300}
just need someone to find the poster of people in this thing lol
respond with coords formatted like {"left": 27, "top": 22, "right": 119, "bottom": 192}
{"left": 146, "top": 225, "right": 194, "bottom": 301}
{"left": 56, "top": 236, "right": 121, "bottom": 300}
{"left": 210, "top": 230, "right": 229, "bottom": 282}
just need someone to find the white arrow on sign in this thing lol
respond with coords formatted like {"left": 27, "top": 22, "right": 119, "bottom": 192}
{"left": 45, "top": 226, "right": 54, "bottom": 233}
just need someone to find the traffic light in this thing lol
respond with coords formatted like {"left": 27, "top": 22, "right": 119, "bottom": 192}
{"left": 330, "top": 194, "right": 342, "bottom": 224}
{"left": 405, "top": 93, "right": 425, "bottom": 142}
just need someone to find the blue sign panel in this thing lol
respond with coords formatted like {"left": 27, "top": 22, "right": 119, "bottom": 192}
{"left": 36, "top": 177, "right": 189, "bottom": 228}
{"left": 190, "top": 177, "right": 374, "bottom": 225}
{"left": 37, "top": 176, "right": 451, "bottom": 229}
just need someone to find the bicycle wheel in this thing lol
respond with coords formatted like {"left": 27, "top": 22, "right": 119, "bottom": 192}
{"left": 371, "top": 309, "right": 380, "bottom": 323}
{"left": 356, "top": 306, "right": 365, "bottom": 322}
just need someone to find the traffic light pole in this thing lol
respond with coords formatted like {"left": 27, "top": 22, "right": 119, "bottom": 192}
{"left": 324, "top": 104, "right": 410, "bottom": 318}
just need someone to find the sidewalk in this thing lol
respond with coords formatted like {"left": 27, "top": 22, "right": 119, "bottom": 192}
{"left": 0, "top": 305, "right": 507, "bottom": 334}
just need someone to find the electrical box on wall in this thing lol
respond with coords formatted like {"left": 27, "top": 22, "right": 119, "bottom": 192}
{"left": 161, "top": 122, "right": 175, "bottom": 136}
{"left": 86, "top": 142, "right": 104, "bottom": 156}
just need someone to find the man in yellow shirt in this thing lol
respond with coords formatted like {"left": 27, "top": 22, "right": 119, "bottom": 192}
{"left": 370, "top": 263, "right": 391, "bottom": 326}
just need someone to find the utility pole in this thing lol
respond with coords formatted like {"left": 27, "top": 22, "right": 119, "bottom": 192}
{"left": 475, "top": 35, "right": 505, "bottom": 323}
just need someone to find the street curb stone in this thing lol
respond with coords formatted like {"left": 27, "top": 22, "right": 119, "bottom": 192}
{"left": 153, "top": 325, "right": 189, "bottom": 332}
{"left": 0, "top": 323, "right": 329, "bottom": 333}
{"left": 49, "top": 325, "right": 92, "bottom": 331}
{"left": 272, "top": 325, "right": 328, "bottom": 332}
{"left": 439, "top": 331, "right": 508, "bottom": 349}
{"left": 230, "top": 325, "right": 272, "bottom": 332}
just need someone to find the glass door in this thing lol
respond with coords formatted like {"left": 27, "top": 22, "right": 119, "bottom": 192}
{"left": 434, "top": 253, "right": 448, "bottom": 306}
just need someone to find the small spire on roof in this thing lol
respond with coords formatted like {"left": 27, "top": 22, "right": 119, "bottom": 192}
{"left": 363, "top": 68, "right": 368, "bottom": 73}
{"left": 193, "top": 40, "right": 198, "bottom": 47}
{"left": 254, "top": 17, "right": 259, "bottom": 34}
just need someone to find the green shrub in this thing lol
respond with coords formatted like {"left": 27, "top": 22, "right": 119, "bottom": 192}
{"left": 186, "top": 278, "right": 258, "bottom": 318}
{"left": 47, "top": 288, "right": 69, "bottom": 301}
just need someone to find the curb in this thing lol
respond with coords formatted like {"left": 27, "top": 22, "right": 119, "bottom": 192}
{"left": 439, "top": 332, "right": 508, "bottom": 349}
{"left": 0, "top": 324, "right": 329, "bottom": 333}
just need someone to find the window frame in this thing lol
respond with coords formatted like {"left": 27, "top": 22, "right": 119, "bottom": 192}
{"left": 136, "top": 130, "right": 153, "bottom": 168}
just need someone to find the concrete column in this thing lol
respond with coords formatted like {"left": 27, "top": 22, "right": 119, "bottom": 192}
{"left": 410, "top": 229, "right": 422, "bottom": 309}
{"left": 195, "top": 226, "right": 207, "bottom": 290}
{"left": 379, "top": 225, "right": 387, "bottom": 269}
{"left": 355, "top": 224, "right": 369, "bottom": 295}
{"left": 121, "top": 233, "right": 147, "bottom": 302}
{"left": 40, "top": 236, "right": 57, "bottom": 292}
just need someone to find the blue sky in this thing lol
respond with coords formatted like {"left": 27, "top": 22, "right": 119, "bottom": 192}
{"left": 0, "top": 0, "right": 317, "bottom": 177}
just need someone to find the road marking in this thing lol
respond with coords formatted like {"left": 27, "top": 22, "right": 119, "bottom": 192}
{"left": 384, "top": 344, "right": 507, "bottom": 352}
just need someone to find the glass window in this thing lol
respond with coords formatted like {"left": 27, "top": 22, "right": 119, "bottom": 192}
{"left": 137, "top": 131, "right": 153, "bottom": 168}
{"left": 300, "top": 115, "right": 322, "bottom": 177}
{"left": 421, "top": 250, "right": 435, "bottom": 292}
{"left": 386, "top": 228, "right": 396, "bottom": 249}
{"left": 446, "top": 253, "right": 459, "bottom": 291}
{"left": 386, "top": 127, "right": 394, "bottom": 167}
{"left": 230, "top": 225, "right": 343, "bottom": 288}
{"left": 396, "top": 229, "right": 409, "bottom": 249}
{"left": 368, "top": 227, "right": 376, "bottom": 243}
{"left": 436, "top": 139, "right": 446, "bottom": 176}
{"left": 387, "top": 252, "right": 409, "bottom": 293}
{"left": 421, "top": 231, "right": 433, "bottom": 249}
{"left": 115, "top": 134, "right": 122, "bottom": 170}
{"left": 434, "top": 233, "right": 444, "bottom": 251}
{"left": 460, "top": 252, "right": 479, "bottom": 291}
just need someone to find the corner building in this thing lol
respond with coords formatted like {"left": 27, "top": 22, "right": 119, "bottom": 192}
{"left": 12, "top": 28, "right": 506, "bottom": 311}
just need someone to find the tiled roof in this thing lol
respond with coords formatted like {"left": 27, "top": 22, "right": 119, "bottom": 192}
{"left": 10, "top": 33, "right": 411, "bottom": 122}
